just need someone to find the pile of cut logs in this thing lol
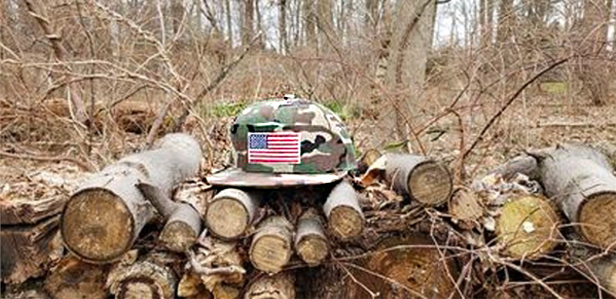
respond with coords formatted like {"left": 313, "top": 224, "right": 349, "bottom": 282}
{"left": 2, "top": 133, "right": 616, "bottom": 299}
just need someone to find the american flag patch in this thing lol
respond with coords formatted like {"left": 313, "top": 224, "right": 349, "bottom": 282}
{"left": 248, "top": 132, "right": 301, "bottom": 164}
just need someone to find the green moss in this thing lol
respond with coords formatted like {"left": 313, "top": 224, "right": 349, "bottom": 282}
{"left": 195, "top": 101, "right": 249, "bottom": 118}
{"left": 321, "top": 100, "right": 360, "bottom": 121}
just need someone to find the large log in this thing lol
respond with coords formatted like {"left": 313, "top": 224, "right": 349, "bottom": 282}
{"left": 244, "top": 272, "right": 296, "bottom": 299}
{"left": 495, "top": 194, "right": 560, "bottom": 260}
{"left": 1, "top": 215, "right": 63, "bottom": 284}
{"left": 323, "top": 180, "right": 364, "bottom": 239}
{"left": 384, "top": 154, "right": 453, "bottom": 206}
{"left": 61, "top": 133, "right": 202, "bottom": 263}
{"left": 535, "top": 144, "right": 616, "bottom": 249}
{"left": 107, "top": 252, "right": 180, "bottom": 299}
{"left": 44, "top": 255, "right": 110, "bottom": 299}
{"left": 249, "top": 216, "right": 294, "bottom": 274}
{"left": 294, "top": 208, "right": 329, "bottom": 266}
{"left": 345, "top": 234, "right": 460, "bottom": 299}
{"left": 137, "top": 182, "right": 202, "bottom": 253}
{"left": 205, "top": 188, "right": 260, "bottom": 239}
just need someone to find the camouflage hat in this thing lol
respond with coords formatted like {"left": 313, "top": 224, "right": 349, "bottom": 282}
{"left": 206, "top": 97, "right": 356, "bottom": 187}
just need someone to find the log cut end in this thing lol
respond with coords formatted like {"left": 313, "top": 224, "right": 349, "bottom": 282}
{"left": 296, "top": 235, "right": 328, "bottom": 266}
{"left": 356, "top": 235, "right": 459, "bottom": 299}
{"left": 244, "top": 272, "right": 296, "bottom": 299}
{"left": 107, "top": 259, "right": 177, "bottom": 299}
{"left": 496, "top": 194, "right": 560, "bottom": 260}
{"left": 408, "top": 161, "right": 453, "bottom": 206}
{"left": 250, "top": 216, "right": 293, "bottom": 273}
{"left": 578, "top": 192, "right": 616, "bottom": 249}
{"left": 206, "top": 198, "right": 249, "bottom": 239}
{"left": 160, "top": 221, "right": 198, "bottom": 253}
{"left": 62, "top": 189, "right": 133, "bottom": 262}
{"left": 449, "top": 188, "right": 483, "bottom": 227}
{"left": 328, "top": 206, "right": 363, "bottom": 239}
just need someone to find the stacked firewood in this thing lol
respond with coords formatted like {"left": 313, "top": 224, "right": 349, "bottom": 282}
{"left": 3, "top": 133, "right": 616, "bottom": 299}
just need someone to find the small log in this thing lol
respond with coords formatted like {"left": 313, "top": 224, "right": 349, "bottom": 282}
{"left": 107, "top": 252, "right": 179, "bottom": 299}
{"left": 244, "top": 272, "right": 296, "bottom": 299}
{"left": 205, "top": 188, "right": 260, "bottom": 239}
{"left": 1, "top": 215, "right": 63, "bottom": 284}
{"left": 448, "top": 187, "right": 483, "bottom": 229}
{"left": 61, "top": 133, "right": 202, "bottom": 263}
{"left": 44, "top": 255, "right": 110, "bottom": 299}
{"left": 586, "top": 255, "right": 616, "bottom": 296}
{"left": 249, "top": 216, "right": 294, "bottom": 274}
{"left": 384, "top": 154, "right": 453, "bottom": 206}
{"left": 536, "top": 144, "right": 616, "bottom": 249}
{"left": 323, "top": 180, "right": 364, "bottom": 239}
{"left": 137, "top": 182, "right": 202, "bottom": 253}
{"left": 294, "top": 208, "right": 329, "bottom": 266}
{"left": 495, "top": 194, "right": 560, "bottom": 260}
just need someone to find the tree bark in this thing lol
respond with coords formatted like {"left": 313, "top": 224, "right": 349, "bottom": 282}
{"left": 249, "top": 215, "right": 294, "bottom": 274}
{"left": 279, "top": 0, "right": 287, "bottom": 53}
{"left": 244, "top": 272, "right": 296, "bottom": 299}
{"left": 0, "top": 195, "right": 67, "bottom": 225}
{"left": 384, "top": 154, "right": 453, "bottom": 206}
{"left": 61, "top": 133, "right": 202, "bottom": 263}
{"left": 323, "top": 180, "right": 364, "bottom": 239}
{"left": 1, "top": 215, "right": 63, "bottom": 284}
{"left": 535, "top": 144, "right": 616, "bottom": 249}
{"left": 205, "top": 188, "right": 260, "bottom": 239}
{"left": 294, "top": 208, "right": 329, "bottom": 266}
{"left": 303, "top": 0, "right": 316, "bottom": 48}
{"left": 242, "top": 0, "right": 254, "bottom": 46}
{"left": 44, "top": 255, "right": 110, "bottom": 299}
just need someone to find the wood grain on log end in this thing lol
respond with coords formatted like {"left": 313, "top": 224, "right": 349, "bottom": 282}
{"left": 295, "top": 209, "right": 329, "bottom": 266}
{"left": 206, "top": 188, "right": 258, "bottom": 239}
{"left": 244, "top": 272, "right": 296, "bottom": 299}
{"left": 357, "top": 235, "right": 459, "bottom": 299}
{"left": 62, "top": 189, "right": 133, "bottom": 263}
{"left": 44, "top": 255, "right": 109, "bottom": 299}
{"left": 250, "top": 216, "right": 293, "bottom": 274}
{"left": 107, "top": 259, "right": 176, "bottom": 299}
{"left": 328, "top": 206, "right": 363, "bottom": 239}
{"left": 578, "top": 192, "right": 616, "bottom": 249}
{"left": 496, "top": 194, "right": 560, "bottom": 260}
{"left": 160, "top": 220, "right": 198, "bottom": 253}
{"left": 408, "top": 161, "right": 453, "bottom": 206}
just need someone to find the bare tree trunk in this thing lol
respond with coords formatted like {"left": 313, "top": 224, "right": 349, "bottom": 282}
{"left": 279, "top": 0, "right": 288, "bottom": 53}
{"left": 242, "top": 0, "right": 254, "bottom": 46}
{"left": 303, "top": 0, "right": 316, "bottom": 48}
{"left": 381, "top": 0, "right": 436, "bottom": 142}
{"left": 317, "top": 0, "right": 334, "bottom": 51}
{"left": 21, "top": 0, "right": 88, "bottom": 124}
{"left": 225, "top": 0, "right": 233, "bottom": 45}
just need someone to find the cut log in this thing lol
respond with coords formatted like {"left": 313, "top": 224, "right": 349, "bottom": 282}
{"left": 294, "top": 208, "right": 329, "bottom": 266}
{"left": 249, "top": 216, "right": 294, "bottom": 274}
{"left": 384, "top": 154, "right": 453, "bottom": 206}
{"left": 495, "top": 194, "right": 560, "bottom": 260}
{"left": 44, "top": 255, "right": 110, "bottom": 299}
{"left": 61, "top": 133, "right": 202, "bottom": 263}
{"left": 244, "top": 272, "right": 296, "bottom": 299}
{"left": 347, "top": 234, "right": 459, "bottom": 299}
{"left": 535, "top": 144, "right": 616, "bottom": 249}
{"left": 1, "top": 195, "right": 67, "bottom": 225}
{"left": 137, "top": 182, "right": 202, "bottom": 253}
{"left": 357, "top": 149, "right": 382, "bottom": 174}
{"left": 205, "top": 188, "right": 260, "bottom": 239}
{"left": 1, "top": 215, "right": 63, "bottom": 284}
{"left": 448, "top": 187, "right": 483, "bottom": 229}
{"left": 585, "top": 255, "right": 616, "bottom": 296}
{"left": 107, "top": 252, "right": 179, "bottom": 299}
{"left": 323, "top": 180, "right": 364, "bottom": 239}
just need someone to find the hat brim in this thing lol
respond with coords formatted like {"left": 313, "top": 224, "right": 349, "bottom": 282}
{"left": 205, "top": 168, "right": 346, "bottom": 188}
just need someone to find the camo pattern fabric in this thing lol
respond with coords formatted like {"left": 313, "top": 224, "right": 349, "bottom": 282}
{"left": 206, "top": 98, "right": 356, "bottom": 187}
